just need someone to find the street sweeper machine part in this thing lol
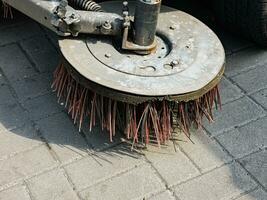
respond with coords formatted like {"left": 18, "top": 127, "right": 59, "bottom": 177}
{"left": 1, "top": 0, "right": 225, "bottom": 146}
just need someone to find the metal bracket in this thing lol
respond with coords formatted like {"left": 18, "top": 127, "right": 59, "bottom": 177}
{"left": 51, "top": 0, "right": 81, "bottom": 36}
{"left": 121, "top": 2, "right": 157, "bottom": 54}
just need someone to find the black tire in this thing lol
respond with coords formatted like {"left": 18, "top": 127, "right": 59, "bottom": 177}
{"left": 213, "top": 0, "right": 267, "bottom": 46}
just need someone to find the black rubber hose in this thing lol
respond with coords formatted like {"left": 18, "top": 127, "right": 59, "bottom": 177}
{"left": 68, "top": 0, "right": 102, "bottom": 11}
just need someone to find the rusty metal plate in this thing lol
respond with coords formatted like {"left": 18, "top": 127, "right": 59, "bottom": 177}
{"left": 59, "top": 1, "right": 225, "bottom": 97}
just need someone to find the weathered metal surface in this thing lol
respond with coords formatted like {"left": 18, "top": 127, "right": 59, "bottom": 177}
{"left": 133, "top": 0, "right": 161, "bottom": 46}
{"left": 59, "top": 1, "right": 225, "bottom": 98}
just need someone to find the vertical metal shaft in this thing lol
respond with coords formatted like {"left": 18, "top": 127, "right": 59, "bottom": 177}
{"left": 133, "top": 0, "right": 161, "bottom": 47}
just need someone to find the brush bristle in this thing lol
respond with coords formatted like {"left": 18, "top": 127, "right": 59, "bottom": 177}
{"left": 52, "top": 62, "right": 222, "bottom": 146}
{"left": 1, "top": 1, "right": 13, "bottom": 19}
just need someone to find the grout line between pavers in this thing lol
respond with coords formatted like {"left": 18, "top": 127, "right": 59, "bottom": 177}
{"left": 61, "top": 168, "right": 84, "bottom": 200}
{"left": 224, "top": 74, "right": 267, "bottom": 113}
{"left": 207, "top": 114, "right": 266, "bottom": 138}
{"left": 174, "top": 142, "right": 202, "bottom": 173}
{"left": 209, "top": 131, "right": 267, "bottom": 193}
{"left": 143, "top": 154, "right": 182, "bottom": 200}
{"left": 16, "top": 42, "right": 40, "bottom": 73}
{"left": 39, "top": 25, "right": 60, "bottom": 53}
{"left": 23, "top": 180, "right": 35, "bottom": 200}
{"left": 232, "top": 186, "right": 260, "bottom": 200}
{"left": 0, "top": 143, "right": 44, "bottom": 162}
{"left": 77, "top": 162, "right": 147, "bottom": 194}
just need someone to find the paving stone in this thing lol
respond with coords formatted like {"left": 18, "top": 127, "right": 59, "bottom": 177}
{"left": 0, "top": 123, "right": 42, "bottom": 160}
{"left": 174, "top": 163, "right": 257, "bottom": 200}
{"left": 215, "top": 30, "right": 253, "bottom": 55}
{"left": 0, "top": 85, "right": 16, "bottom": 105}
{"left": 204, "top": 97, "right": 265, "bottom": 136}
{"left": 0, "top": 185, "right": 31, "bottom": 200}
{"left": 240, "top": 150, "right": 267, "bottom": 188}
{"left": 36, "top": 113, "right": 89, "bottom": 164}
{"left": 235, "top": 188, "right": 267, "bottom": 200}
{"left": 64, "top": 144, "right": 145, "bottom": 191}
{"left": 27, "top": 169, "right": 79, "bottom": 200}
{"left": 219, "top": 77, "right": 243, "bottom": 105}
{"left": 23, "top": 93, "right": 64, "bottom": 121}
{"left": 0, "top": 103, "right": 28, "bottom": 131}
{"left": 224, "top": 47, "right": 267, "bottom": 77}
{"left": 231, "top": 65, "right": 267, "bottom": 94}
{"left": 216, "top": 117, "right": 267, "bottom": 159}
{"left": 0, "top": 44, "right": 37, "bottom": 82}
{"left": 251, "top": 89, "right": 267, "bottom": 110}
{"left": 148, "top": 191, "right": 176, "bottom": 200}
{"left": 177, "top": 130, "right": 231, "bottom": 173}
{"left": 82, "top": 122, "right": 122, "bottom": 151}
{"left": 80, "top": 164, "right": 165, "bottom": 200}
{"left": 20, "top": 36, "right": 59, "bottom": 73}
{"left": 0, "top": 145, "right": 57, "bottom": 188}
{"left": 145, "top": 143, "right": 200, "bottom": 187}
{"left": 0, "top": 22, "right": 42, "bottom": 46}
{"left": 11, "top": 73, "right": 52, "bottom": 101}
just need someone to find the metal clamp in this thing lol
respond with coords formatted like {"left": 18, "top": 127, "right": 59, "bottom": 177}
{"left": 51, "top": 0, "right": 81, "bottom": 36}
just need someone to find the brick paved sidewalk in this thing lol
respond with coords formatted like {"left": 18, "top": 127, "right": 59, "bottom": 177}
{"left": 0, "top": 11, "right": 266, "bottom": 200}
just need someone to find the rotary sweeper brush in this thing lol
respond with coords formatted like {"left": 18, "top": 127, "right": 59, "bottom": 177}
{"left": 1, "top": 0, "right": 225, "bottom": 146}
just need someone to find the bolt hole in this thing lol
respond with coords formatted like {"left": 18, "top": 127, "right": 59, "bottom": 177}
{"left": 158, "top": 56, "right": 162, "bottom": 59}
{"left": 161, "top": 47, "right": 165, "bottom": 50}
{"left": 44, "top": 16, "right": 48, "bottom": 20}
{"left": 139, "top": 66, "right": 156, "bottom": 72}
{"left": 164, "top": 64, "right": 173, "bottom": 70}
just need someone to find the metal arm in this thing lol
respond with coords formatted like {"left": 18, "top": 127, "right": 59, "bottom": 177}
{"left": 2, "top": 0, "right": 123, "bottom": 36}
{"left": 2, "top": 0, "right": 161, "bottom": 54}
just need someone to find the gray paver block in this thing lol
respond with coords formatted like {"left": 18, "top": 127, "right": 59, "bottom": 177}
{"left": 145, "top": 143, "right": 200, "bottom": 187}
{"left": 219, "top": 77, "right": 243, "bottom": 105}
{"left": 23, "top": 93, "right": 64, "bottom": 121}
{"left": 177, "top": 130, "right": 231, "bottom": 173}
{"left": 0, "top": 123, "right": 42, "bottom": 160}
{"left": 251, "top": 89, "right": 267, "bottom": 110}
{"left": 43, "top": 27, "right": 59, "bottom": 49}
{"left": 240, "top": 150, "right": 267, "bottom": 188}
{"left": 216, "top": 30, "right": 253, "bottom": 55}
{"left": 27, "top": 169, "right": 79, "bottom": 200}
{"left": 20, "top": 36, "right": 59, "bottom": 73}
{"left": 0, "top": 103, "right": 28, "bottom": 131}
{"left": 0, "top": 44, "right": 37, "bottom": 82}
{"left": 174, "top": 163, "right": 257, "bottom": 200}
{"left": 216, "top": 117, "right": 267, "bottom": 159}
{"left": 36, "top": 113, "right": 89, "bottom": 164}
{"left": 64, "top": 144, "right": 145, "bottom": 191}
{"left": 82, "top": 122, "right": 122, "bottom": 151}
{"left": 80, "top": 164, "right": 165, "bottom": 200}
{"left": 204, "top": 97, "right": 265, "bottom": 136}
{"left": 0, "top": 85, "right": 15, "bottom": 105}
{"left": 231, "top": 65, "right": 267, "bottom": 94}
{"left": 224, "top": 47, "right": 267, "bottom": 77}
{"left": 0, "top": 145, "right": 57, "bottom": 188}
{"left": 0, "top": 22, "right": 42, "bottom": 46}
{"left": 235, "top": 188, "right": 267, "bottom": 200}
{"left": 148, "top": 191, "right": 176, "bottom": 200}
{"left": 11, "top": 73, "right": 52, "bottom": 101}
{"left": 0, "top": 185, "right": 31, "bottom": 200}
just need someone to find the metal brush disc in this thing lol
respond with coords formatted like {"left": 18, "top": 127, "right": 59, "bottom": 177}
{"left": 59, "top": 1, "right": 225, "bottom": 103}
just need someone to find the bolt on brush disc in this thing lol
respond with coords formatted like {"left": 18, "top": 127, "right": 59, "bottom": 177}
{"left": 59, "top": 1, "right": 225, "bottom": 103}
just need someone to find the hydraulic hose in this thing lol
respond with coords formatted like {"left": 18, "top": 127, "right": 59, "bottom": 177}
{"left": 68, "top": 0, "right": 102, "bottom": 11}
